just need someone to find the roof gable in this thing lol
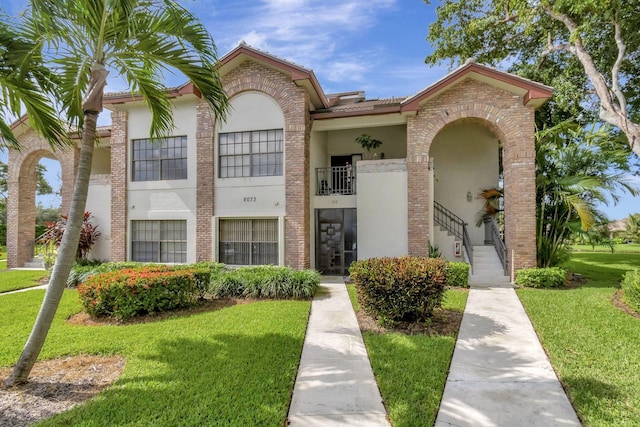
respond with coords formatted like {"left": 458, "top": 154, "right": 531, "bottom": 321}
{"left": 401, "top": 60, "right": 553, "bottom": 111}
{"left": 218, "top": 43, "right": 329, "bottom": 110}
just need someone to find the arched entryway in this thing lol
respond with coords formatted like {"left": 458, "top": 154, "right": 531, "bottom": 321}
{"left": 429, "top": 119, "right": 501, "bottom": 259}
{"left": 406, "top": 77, "right": 538, "bottom": 277}
{"left": 6, "top": 128, "right": 78, "bottom": 268}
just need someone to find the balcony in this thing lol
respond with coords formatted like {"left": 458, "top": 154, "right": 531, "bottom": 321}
{"left": 315, "top": 166, "right": 356, "bottom": 196}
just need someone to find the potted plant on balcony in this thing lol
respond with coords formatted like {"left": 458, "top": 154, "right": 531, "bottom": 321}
{"left": 355, "top": 134, "right": 383, "bottom": 159}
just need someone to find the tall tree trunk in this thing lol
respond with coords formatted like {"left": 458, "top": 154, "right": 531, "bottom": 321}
{"left": 5, "top": 69, "right": 106, "bottom": 386}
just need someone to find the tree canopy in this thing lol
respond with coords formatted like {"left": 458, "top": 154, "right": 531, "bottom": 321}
{"left": 425, "top": 0, "right": 640, "bottom": 156}
{"left": 0, "top": 16, "right": 67, "bottom": 149}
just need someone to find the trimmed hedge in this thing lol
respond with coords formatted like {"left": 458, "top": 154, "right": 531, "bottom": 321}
{"left": 350, "top": 256, "right": 448, "bottom": 323}
{"left": 210, "top": 265, "right": 319, "bottom": 299}
{"left": 514, "top": 267, "right": 566, "bottom": 288}
{"left": 446, "top": 262, "right": 470, "bottom": 288}
{"left": 621, "top": 270, "right": 640, "bottom": 313}
{"left": 78, "top": 266, "right": 200, "bottom": 320}
{"left": 77, "top": 262, "right": 319, "bottom": 320}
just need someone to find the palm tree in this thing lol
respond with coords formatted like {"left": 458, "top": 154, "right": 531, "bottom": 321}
{"left": 6, "top": 0, "right": 228, "bottom": 386}
{"left": 623, "top": 213, "right": 640, "bottom": 244}
{"left": 476, "top": 121, "right": 637, "bottom": 267}
{"left": 535, "top": 121, "right": 637, "bottom": 267}
{"left": 0, "top": 16, "right": 67, "bottom": 149}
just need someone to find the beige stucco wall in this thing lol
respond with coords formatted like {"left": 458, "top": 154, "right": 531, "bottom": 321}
{"left": 86, "top": 174, "right": 111, "bottom": 261}
{"left": 214, "top": 91, "right": 286, "bottom": 218}
{"left": 327, "top": 125, "right": 406, "bottom": 160}
{"left": 430, "top": 123, "right": 500, "bottom": 246}
{"left": 309, "top": 130, "right": 329, "bottom": 269}
{"left": 85, "top": 146, "right": 112, "bottom": 260}
{"left": 356, "top": 159, "right": 408, "bottom": 259}
{"left": 125, "top": 98, "right": 199, "bottom": 262}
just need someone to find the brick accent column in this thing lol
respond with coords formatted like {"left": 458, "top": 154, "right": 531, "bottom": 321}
{"left": 7, "top": 153, "right": 37, "bottom": 268}
{"left": 503, "top": 120, "right": 537, "bottom": 274}
{"left": 196, "top": 100, "right": 215, "bottom": 261}
{"left": 284, "top": 103, "right": 311, "bottom": 270}
{"left": 110, "top": 110, "right": 128, "bottom": 262}
{"left": 406, "top": 155, "right": 431, "bottom": 256}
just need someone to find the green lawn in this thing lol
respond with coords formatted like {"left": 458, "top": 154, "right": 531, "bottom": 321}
{"left": 348, "top": 285, "right": 468, "bottom": 427}
{"left": 518, "top": 252, "right": 640, "bottom": 426}
{"left": 570, "top": 243, "right": 640, "bottom": 253}
{"left": 0, "top": 290, "right": 310, "bottom": 426}
{"left": 0, "top": 269, "right": 49, "bottom": 293}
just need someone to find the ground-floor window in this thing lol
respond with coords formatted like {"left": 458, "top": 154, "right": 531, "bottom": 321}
{"left": 219, "top": 218, "right": 278, "bottom": 265}
{"left": 131, "top": 220, "right": 187, "bottom": 263}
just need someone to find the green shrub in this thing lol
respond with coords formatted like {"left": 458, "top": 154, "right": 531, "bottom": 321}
{"left": 621, "top": 270, "right": 640, "bottom": 313}
{"left": 514, "top": 267, "right": 566, "bottom": 288}
{"left": 446, "top": 262, "right": 469, "bottom": 287}
{"left": 78, "top": 266, "right": 199, "bottom": 320}
{"left": 350, "top": 256, "right": 448, "bottom": 323}
{"left": 173, "top": 261, "right": 226, "bottom": 299}
{"left": 210, "top": 266, "right": 319, "bottom": 299}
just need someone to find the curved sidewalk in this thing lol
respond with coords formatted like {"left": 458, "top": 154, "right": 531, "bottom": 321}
{"left": 287, "top": 277, "right": 390, "bottom": 426}
{"left": 435, "top": 286, "right": 581, "bottom": 426}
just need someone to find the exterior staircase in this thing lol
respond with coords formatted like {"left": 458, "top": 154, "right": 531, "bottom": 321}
{"left": 469, "top": 245, "right": 511, "bottom": 287}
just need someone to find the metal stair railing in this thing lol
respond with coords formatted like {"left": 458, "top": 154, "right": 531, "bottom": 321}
{"left": 433, "top": 201, "right": 473, "bottom": 268}
{"left": 489, "top": 217, "right": 507, "bottom": 275}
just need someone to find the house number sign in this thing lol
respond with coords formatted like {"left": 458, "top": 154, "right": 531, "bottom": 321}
{"left": 243, "top": 197, "right": 257, "bottom": 202}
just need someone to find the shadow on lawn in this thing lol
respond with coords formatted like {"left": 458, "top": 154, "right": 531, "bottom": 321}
{"left": 566, "top": 253, "right": 640, "bottom": 289}
{"left": 563, "top": 375, "right": 623, "bottom": 425}
{"left": 42, "top": 334, "right": 302, "bottom": 427}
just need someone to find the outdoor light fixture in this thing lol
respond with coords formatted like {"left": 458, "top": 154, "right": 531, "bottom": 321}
{"left": 467, "top": 191, "right": 472, "bottom": 202}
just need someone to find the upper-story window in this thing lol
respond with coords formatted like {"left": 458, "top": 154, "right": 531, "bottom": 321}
{"left": 132, "top": 136, "right": 187, "bottom": 181}
{"left": 219, "top": 129, "right": 283, "bottom": 178}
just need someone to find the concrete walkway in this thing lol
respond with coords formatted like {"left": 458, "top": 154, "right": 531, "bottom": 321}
{"left": 435, "top": 286, "right": 581, "bottom": 426}
{"left": 288, "top": 277, "right": 390, "bottom": 426}
{"left": 1, "top": 284, "right": 48, "bottom": 295}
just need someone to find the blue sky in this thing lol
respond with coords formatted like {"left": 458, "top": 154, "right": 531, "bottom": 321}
{"left": 1, "top": 0, "right": 638, "bottom": 219}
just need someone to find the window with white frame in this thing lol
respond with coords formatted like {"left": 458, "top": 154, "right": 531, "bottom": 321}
{"left": 219, "top": 218, "right": 278, "bottom": 265}
{"left": 219, "top": 129, "right": 283, "bottom": 178}
{"left": 131, "top": 220, "right": 187, "bottom": 263}
{"left": 132, "top": 136, "right": 187, "bottom": 181}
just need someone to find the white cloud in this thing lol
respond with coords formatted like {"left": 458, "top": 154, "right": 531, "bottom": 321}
{"left": 325, "top": 60, "right": 370, "bottom": 83}
{"left": 209, "top": 0, "right": 397, "bottom": 68}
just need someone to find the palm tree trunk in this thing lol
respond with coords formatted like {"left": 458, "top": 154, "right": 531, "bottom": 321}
{"left": 5, "top": 111, "right": 101, "bottom": 386}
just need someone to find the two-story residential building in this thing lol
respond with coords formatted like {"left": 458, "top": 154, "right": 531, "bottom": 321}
{"left": 7, "top": 44, "right": 552, "bottom": 280}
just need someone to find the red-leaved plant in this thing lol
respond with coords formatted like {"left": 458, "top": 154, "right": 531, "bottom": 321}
{"left": 38, "top": 211, "right": 101, "bottom": 260}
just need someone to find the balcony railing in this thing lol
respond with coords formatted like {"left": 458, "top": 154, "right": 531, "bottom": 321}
{"left": 316, "top": 166, "right": 356, "bottom": 196}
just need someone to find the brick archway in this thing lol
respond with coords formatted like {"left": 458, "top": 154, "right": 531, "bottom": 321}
{"left": 6, "top": 130, "right": 78, "bottom": 268}
{"left": 406, "top": 78, "right": 537, "bottom": 276}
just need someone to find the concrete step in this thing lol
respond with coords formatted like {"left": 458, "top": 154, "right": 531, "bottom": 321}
{"left": 23, "top": 256, "right": 45, "bottom": 269}
{"left": 469, "top": 275, "right": 512, "bottom": 285}
{"left": 470, "top": 245, "right": 511, "bottom": 286}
